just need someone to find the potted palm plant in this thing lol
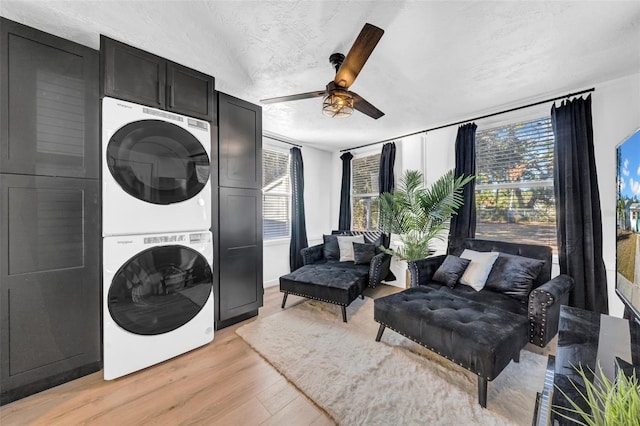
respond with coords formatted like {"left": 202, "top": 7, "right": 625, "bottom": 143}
{"left": 379, "top": 169, "right": 473, "bottom": 264}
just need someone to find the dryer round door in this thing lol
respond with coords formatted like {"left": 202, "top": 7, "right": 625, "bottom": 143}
{"left": 108, "top": 245, "right": 213, "bottom": 335}
{"left": 106, "top": 119, "right": 210, "bottom": 205}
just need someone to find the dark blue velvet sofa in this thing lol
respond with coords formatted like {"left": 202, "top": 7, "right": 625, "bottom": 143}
{"left": 373, "top": 238, "right": 574, "bottom": 408}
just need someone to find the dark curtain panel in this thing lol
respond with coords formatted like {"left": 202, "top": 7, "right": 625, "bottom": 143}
{"left": 378, "top": 142, "right": 396, "bottom": 231}
{"left": 378, "top": 142, "right": 396, "bottom": 194}
{"left": 289, "top": 147, "right": 308, "bottom": 271}
{"left": 338, "top": 152, "right": 353, "bottom": 230}
{"left": 551, "top": 95, "right": 608, "bottom": 314}
{"left": 448, "top": 123, "right": 477, "bottom": 246}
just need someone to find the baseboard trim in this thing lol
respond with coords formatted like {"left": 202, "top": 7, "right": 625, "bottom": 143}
{"left": 215, "top": 310, "right": 258, "bottom": 330}
{"left": 0, "top": 361, "right": 102, "bottom": 406}
{"left": 264, "top": 278, "right": 279, "bottom": 288}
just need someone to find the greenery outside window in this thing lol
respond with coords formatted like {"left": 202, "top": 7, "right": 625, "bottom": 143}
{"left": 475, "top": 117, "right": 557, "bottom": 252}
{"left": 263, "top": 148, "right": 290, "bottom": 240}
{"left": 352, "top": 152, "right": 381, "bottom": 231}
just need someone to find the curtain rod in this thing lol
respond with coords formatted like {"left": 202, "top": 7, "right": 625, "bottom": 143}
{"left": 263, "top": 133, "right": 302, "bottom": 148}
{"left": 340, "top": 87, "right": 595, "bottom": 152}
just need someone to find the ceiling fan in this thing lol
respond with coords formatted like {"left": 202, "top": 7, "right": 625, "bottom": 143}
{"left": 260, "top": 23, "right": 385, "bottom": 119}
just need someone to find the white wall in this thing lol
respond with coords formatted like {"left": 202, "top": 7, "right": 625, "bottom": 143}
{"left": 263, "top": 141, "right": 332, "bottom": 287}
{"left": 591, "top": 73, "right": 640, "bottom": 317}
{"left": 329, "top": 72, "right": 640, "bottom": 314}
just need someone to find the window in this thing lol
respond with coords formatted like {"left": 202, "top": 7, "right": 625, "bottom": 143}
{"left": 352, "top": 153, "right": 380, "bottom": 231}
{"left": 475, "top": 117, "right": 557, "bottom": 252}
{"left": 263, "top": 148, "right": 290, "bottom": 240}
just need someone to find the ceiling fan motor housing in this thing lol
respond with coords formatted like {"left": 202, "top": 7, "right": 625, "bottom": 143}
{"left": 329, "top": 53, "right": 346, "bottom": 74}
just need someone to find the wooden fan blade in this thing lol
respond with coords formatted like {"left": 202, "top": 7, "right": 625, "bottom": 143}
{"left": 351, "top": 92, "right": 384, "bottom": 119}
{"left": 260, "top": 90, "right": 327, "bottom": 104}
{"left": 334, "top": 23, "right": 384, "bottom": 88}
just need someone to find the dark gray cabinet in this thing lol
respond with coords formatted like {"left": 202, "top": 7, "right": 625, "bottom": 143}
{"left": 0, "top": 18, "right": 101, "bottom": 405}
{"left": 218, "top": 187, "right": 263, "bottom": 324}
{"left": 167, "top": 62, "right": 216, "bottom": 124}
{"left": 218, "top": 92, "right": 262, "bottom": 189}
{"left": 0, "top": 18, "right": 99, "bottom": 179}
{"left": 101, "top": 36, "right": 165, "bottom": 109}
{"left": 215, "top": 93, "right": 263, "bottom": 329}
{"left": 0, "top": 174, "right": 101, "bottom": 404}
{"left": 101, "top": 36, "right": 215, "bottom": 121}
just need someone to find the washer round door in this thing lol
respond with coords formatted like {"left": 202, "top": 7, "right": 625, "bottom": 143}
{"left": 108, "top": 245, "right": 213, "bottom": 335}
{"left": 106, "top": 119, "right": 210, "bottom": 205}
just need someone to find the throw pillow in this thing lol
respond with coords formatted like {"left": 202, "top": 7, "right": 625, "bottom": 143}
{"left": 484, "top": 252, "right": 545, "bottom": 302}
{"left": 337, "top": 235, "right": 365, "bottom": 262}
{"left": 323, "top": 234, "right": 340, "bottom": 260}
{"left": 459, "top": 249, "right": 500, "bottom": 291}
{"left": 353, "top": 242, "right": 376, "bottom": 265}
{"left": 432, "top": 255, "right": 471, "bottom": 288}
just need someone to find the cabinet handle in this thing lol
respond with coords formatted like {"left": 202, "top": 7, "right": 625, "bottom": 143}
{"left": 157, "top": 80, "right": 162, "bottom": 105}
{"left": 169, "top": 85, "right": 175, "bottom": 108}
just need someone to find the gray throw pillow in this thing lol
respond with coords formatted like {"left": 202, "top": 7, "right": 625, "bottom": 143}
{"left": 323, "top": 234, "right": 340, "bottom": 260}
{"left": 353, "top": 242, "right": 376, "bottom": 265}
{"left": 484, "top": 252, "right": 545, "bottom": 302}
{"left": 432, "top": 255, "right": 471, "bottom": 288}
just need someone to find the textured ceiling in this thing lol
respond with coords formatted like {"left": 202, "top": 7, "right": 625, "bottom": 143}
{"left": 2, "top": 1, "right": 640, "bottom": 151}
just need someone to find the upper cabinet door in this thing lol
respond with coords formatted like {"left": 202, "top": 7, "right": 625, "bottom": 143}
{"left": 218, "top": 92, "right": 262, "bottom": 189}
{"left": 0, "top": 18, "right": 99, "bottom": 179}
{"left": 101, "top": 37, "right": 215, "bottom": 122}
{"left": 167, "top": 62, "right": 215, "bottom": 122}
{"left": 101, "top": 36, "right": 166, "bottom": 108}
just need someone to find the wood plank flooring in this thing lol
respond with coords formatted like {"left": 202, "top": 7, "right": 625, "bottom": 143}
{"left": 0, "top": 286, "right": 345, "bottom": 426}
{"left": 0, "top": 283, "right": 551, "bottom": 425}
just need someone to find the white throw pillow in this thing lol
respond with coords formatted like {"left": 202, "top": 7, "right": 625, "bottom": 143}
{"left": 459, "top": 249, "right": 500, "bottom": 291}
{"left": 337, "top": 235, "right": 365, "bottom": 262}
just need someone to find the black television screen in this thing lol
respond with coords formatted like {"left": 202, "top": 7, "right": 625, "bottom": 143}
{"left": 616, "top": 128, "right": 640, "bottom": 323}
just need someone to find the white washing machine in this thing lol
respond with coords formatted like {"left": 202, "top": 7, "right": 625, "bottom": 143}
{"left": 103, "top": 230, "right": 214, "bottom": 380}
{"left": 102, "top": 97, "right": 212, "bottom": 236}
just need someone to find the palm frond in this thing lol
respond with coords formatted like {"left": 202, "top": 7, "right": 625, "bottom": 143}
{"left": 379, "top": 169, "right": 474, "bottom": 262}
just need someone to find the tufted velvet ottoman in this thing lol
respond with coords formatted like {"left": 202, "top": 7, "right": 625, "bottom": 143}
{"left": 280, "top": 264, "right": 368, "bottom": 322}
{"left": 374, "top": 286, "right": 529, "bottom": 407}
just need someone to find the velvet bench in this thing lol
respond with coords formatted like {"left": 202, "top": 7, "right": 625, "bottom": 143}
{"left": 374, "top": 286, "right": 529, "bottom": 408}
{"left": 279, "top": 264, "right": 367, "bottom": 322}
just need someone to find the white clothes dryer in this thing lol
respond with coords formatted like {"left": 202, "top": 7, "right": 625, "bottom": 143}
{"left": 102, "top": 97, "right": 211, "bottom": 236}
{"left": 103, "top": 230, "right": 214, "bottom": 380}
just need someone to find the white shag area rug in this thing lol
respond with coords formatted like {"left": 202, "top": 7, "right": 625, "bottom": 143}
{"left": 236, "top": 297, "right": 547, "bottom": 426}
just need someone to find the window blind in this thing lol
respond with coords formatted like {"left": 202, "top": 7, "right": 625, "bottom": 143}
{"left": 352, "top": 153, "right": 380, "bottom": 231}
{"left": 475, "top": 117, "right": 557, "bottom": 251}
{"left": 263, "top": 149, "right": 290, "bottom": 240}
{"left": 476, "top": 118, "right": 554, "bottom": 188}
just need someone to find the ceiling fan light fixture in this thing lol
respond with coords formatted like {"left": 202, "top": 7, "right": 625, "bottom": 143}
{"left": 322, "top": 90, "right": 354, "bottom": 118}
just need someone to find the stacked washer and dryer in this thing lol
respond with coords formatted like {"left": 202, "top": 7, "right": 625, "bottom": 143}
{"left": 101, "top": 97, "right": 214, "bottom": 380}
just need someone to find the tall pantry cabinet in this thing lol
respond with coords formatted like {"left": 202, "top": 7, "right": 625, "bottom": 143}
{"left": 215, "top": 92, "right": 263, "bottom": 329}
{"left": 0, "top": 18, "right": 101, "bottom": 404}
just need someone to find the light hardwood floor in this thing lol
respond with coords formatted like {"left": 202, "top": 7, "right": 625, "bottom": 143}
{"left": 0, "top": 286, "right": 363, "bottom": 426}
{"left": 1, "top": 283, "right": 551, "bottom": 425}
